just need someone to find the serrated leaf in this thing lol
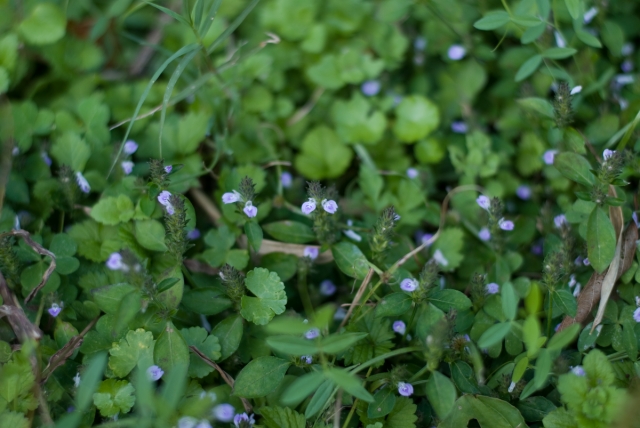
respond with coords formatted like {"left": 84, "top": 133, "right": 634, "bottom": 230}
{"left": 108, "top": 329, "right": 155, "bottom": 378}
{"left": 91, "top": 195, "right": 135, "bottom": 226}
{"left": 92, "top": 379, "right": 135, "bottom": 418}
{"left": 554, "top": 152, "right": 596, "bottom": 187}
{"left": 181, "top": 327, "right": 221, "bottom": 378}
{"left": 50, "top": 132, "right": 90, "bottom": 172}
{"left": 240, "top": 268, "right": 287, "bottom": 325}
{"left": 261, "top": 406, "right": 306, "bottom": 428}
{"left": 233, "top": 356, "right": 290, "bottom": 398}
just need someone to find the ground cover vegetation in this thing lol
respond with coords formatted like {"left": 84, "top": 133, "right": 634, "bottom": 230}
{"left": 1, "top": 0, "right": 640, "bottom": 427}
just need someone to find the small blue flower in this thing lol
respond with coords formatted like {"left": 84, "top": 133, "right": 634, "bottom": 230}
{"left": 305, "top": 328, "right": 320, "bottom": 340}
{"left": 516, "top": 185, "right": 531, "bottom": 200}
{"left": 48, "top": 303, "right": 62, "bottom": 317}
{"left": 400, "top": 278, "right": 418, "bottom": 292}
{"left": 486, "top": 283, "right": 500, "bottom": 294}
{"left": 397, "top": 382, "right": 414, "bottom": 396}
{"left": 212, "top": 404, "right": 235, "bottom": 422}
{"left": 361, "top": 80, "right": 381, "bottom": 97}
{"left": 123, "top": 140, "right": 138, "bottom": 155}
{"left": 303, "top": 246, "right": 318, "bottom": 260}
{"left": 319, "top": 280, "right": 336, "bottom": 296}
{"left": 147, "top": 365, "right": 164, "bottom": 381}
{"left": 447, "top": 45, "right": 466, "bottom": 60}
{"left": 281, "top": 171, "right": 293, "bottom": 188}
{"left": 393, "top": 321, "right": 406, "bottom": 335}
{"left": 478, "top": 227, "right": 491, "bottom": 241}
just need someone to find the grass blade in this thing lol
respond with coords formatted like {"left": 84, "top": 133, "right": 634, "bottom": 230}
{"left": 158, "top": 47, "right": 201, "bottom": 157}
{"left": 206, "top": 0, "right": 261, "bottom": 54}
{"left": 193, "top": 0, "right": 204, "bottom": 30}
{"left": 199, "top": 0, "right": 222, "bottom": 37}
{"left": 143, "top": 1, "right": 191, "bottom": 27}
{"left": 108, "top": 43, "right": 200, "bottom": 177}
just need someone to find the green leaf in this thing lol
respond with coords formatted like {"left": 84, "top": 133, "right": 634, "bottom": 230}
{"left": 547, "top": 324, "right": 580, "bottom": 351}
{"left": 425, "top": 371, "right": 457, "bottom": 419}
{"left": 332, "top": 241, "right": 371, "bottom": 280}
{"left": 428, "top": 289, "right": 472, "bottom": 312}
{"left": 244, "top": 222, "right": 263, "bottom": 252}
{"left": 375, "top": 293, "right": 413, "bottom": 318}
{"left": 542, "top": 407, "right": 578, "bottom": 428}
{"left": 576, "top": 29, "right": 602, "bottom": 48}
{"left": 393, "top": 95, "right": 440, "bottom": 143}
{"left": 511, "top": 14, "right": 542, "bottom": 27}
{"left": 181, "top": 288, "right": 232, "bottom": 315}
{"left": 517, "top": 97, "right": 555, "bottom": 118}
{"left": 261, "top": 406, "right": 306, "bottom": 428}
{"left": 294, "top": 126, "right": 353, "bottom": 180}
{"left": 0, "top": 411, "right": 28, "bottom": 428}
{"left": 553, "top": 152, "right": 596, "bottom": 186}
{"left": 50, "top": 233, "right": 77, "bottom": 257}
{"left": 281, "top": 371, "right": 325, "bottom": 406}
{"left": 515, "top": 55, "right": 542, "bottom": 82}
{"left": 439, "top": 395, "right": 528, "bottom": 428}
{"left": 181, "top": 327, "right": 221, "bottom": 378}
{"left": 478, "top": 322, "right": 512, "bottom": 349}
{"left": 92, "top": 283, "right": 137, "bottom": 314}
{"left": 473, "top": 11, "right": 510, "bottom": 30}
{"left": 154, "top": 322, "right": 190, "bottom": 372}
{"left": 325, "top": 368, "right": 374, "bottom": 402}
{"left": 587, "top": 206, "right": 617, "bottom": 273}
{"left": 240, "top": 268, "right": 287, "bottom": 325}
{"left": 91, "top": 195, "right": 135, "bottom": 226}
{"left": 134, "top": 220, "right": 168, "bottom": 252}
{"left": 501, "top": 283, "right": 518, "bottom": 321}
{"left": 50, "top": 132, "right": 90, "bottom": 172}
{"left": 157, "top": 277, "right": 180, "bottom": 293}
{"left": 517, "top": 396, "right": 556, "bottom": 422}
{"left": 533, "top": 349, "right": 552, "bottom": 389}
{"left": 261, "top": 253, "right": 299, "bottom": 282}
{"left": 450, "top": 361, "right": 481, "bottom": 394}
{"left": 76, "top": 352, "right": 107, "bottom": 411}
{"left": 541, "top": 47, "right": 577, "bottom": 59}
{"left": 318, "top": 332, "right": 368, "bottom": 354}
{"left": 18, "top": 3, "right": 66, "bottom": 45}
{"left": 331, "top": 94, "right": 387, "bottom": 144}
{"left": 266, "top": 336, "right": 318, "bottom": 356}
{"left": 368, "top": 386, "right": 397, "bottom": 418}
{"left": 233, "top": 356, "right": 290, "bottom": 398}
{"left": 430, "top": 228, "right": 465, "bottom": 272}
{"left": 564, "top": 0, "right": 581, "bottom": 20}
{"left": 211, "top": 314, "right": 243, "bottom": 361}
{"left": 262, "top": 221, "right": 315, "bottom": 244}
{"left": 108, "top": 329, "right": 155, "bottom": 378}
{"left": 305, "top": 379, "right": 335, "bottom": 418}
{"left": 552, "top": 289, "right": 577, "bottom": 318}
{"left": 92, "top": 379, "right": 135, "bottom": 418}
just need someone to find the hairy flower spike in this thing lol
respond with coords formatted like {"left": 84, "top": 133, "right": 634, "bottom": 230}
{"left": 553, "top": 81, "right": 574, "bottom": 128}
{"left": 371, "top": 206, "right": 399, "bottom": 262}
{"left": 220, "top": 264, "right": 245, "bottom": 305}
{"left": 239, "top": 176, "right": 256, "bottom": 202}
{"left": 164, "top": 194, "right": 190, "bottom": 262}
{"left": 148, "top": 159, "right": 170, "bottom": 188}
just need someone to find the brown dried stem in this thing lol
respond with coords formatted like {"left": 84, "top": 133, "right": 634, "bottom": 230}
{"left": 339, "top": 268, "right": 374, "bottom": 329}
{"left": 0, "top": 229, "right": 57, "bottom": 303}
{"left": 557, "top": 222, "right": 638, "bottom": 332}
{"left": 188, "top": 346, "right": 253, "bottom": 413}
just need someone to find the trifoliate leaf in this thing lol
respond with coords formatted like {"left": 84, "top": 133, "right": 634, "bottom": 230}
{"left": 181, "top": 327, "right": 221, "bottom": 378}
{"left": 240, "top": 268, "right": 287, "bottom": 325}
{"left": 92, "top": 379, "right": 136, "bottom": 417}
{"left": 108, "top": 329, "right": 155, "bottom": 378}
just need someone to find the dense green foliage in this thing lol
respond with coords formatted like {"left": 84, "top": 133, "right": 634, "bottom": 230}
{"left": 1, "top": 0, "right": 640, "bottom": 427}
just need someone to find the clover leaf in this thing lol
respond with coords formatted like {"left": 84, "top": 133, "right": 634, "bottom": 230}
{"left": 240, "top": 268, "right": 287, "bottom": 325}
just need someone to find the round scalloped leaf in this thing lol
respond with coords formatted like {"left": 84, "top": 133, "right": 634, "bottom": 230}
{"left": 181, "top": 327, "right": 221, "bottom": 378}
{"left": 18, "top": 4, "right": 67, "bottom": 46}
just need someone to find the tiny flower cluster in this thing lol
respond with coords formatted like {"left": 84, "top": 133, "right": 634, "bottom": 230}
{"left": 301, "top": 198, "right": 338, "bottom": 215}
{"left": 158, "top": 190, "right": 176, "bottom": 215}
{"left": 222, "top": 177, "right": 259, "bottom": 218}
{"left": 120, "top": 140, "right": 138, "bottom": 175}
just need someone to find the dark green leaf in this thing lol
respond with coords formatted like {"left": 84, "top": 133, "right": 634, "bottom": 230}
{"left": 266, "top": 336, "right": 318, "bottom": 356}
{"left": 281, "top": 371, "right": 325, "bottom": 406}
{"left": 211, "top": 314, "right": 243, "bottom": 361}
{"left": 318, "top": 332, "right": 368, "bottom": 354}
{"left": 554, "top": 152, "right": 596, "bottom": 186}
{"left": 332, "top": 241, "right": 371, "bottom": 280}
{"left": 325, "top": 368, "right": 373, "bottom": 402}
{"left": 541, "top": 47, "right": 577, "bottom": 59}
{"left": 587, "top": 206, "right": 617, "bottom": 273}
{"left": 262, "top": 221, "right": 315, "bottom": 244}
{"left": 244, "top": 221, "right": 263, "bottom": 252}
{"left": 473, "top": 11, "right": 510, "bottom": 30}
{"left": 92, "top": 283, "right": 137, "bottom": 314}
{"left": 425, "top": 371, "right": 457, "bottom": 419}
{"left": 375, "top": 293, "right": 413, "bottom": 318}
{"left": 478, "top": 322, "right": 512, "bottom": 349}
{"left": 367, "top": 386, "right": 397, "bottom": 418}
{"left": 233, "top": 356, "right": 290, "bottom": 398}
{"left": 515, "top": 55, "right": 542, "bottom": 81}
{"left": 517, "top": 396, "right": 556, "bottom": 422}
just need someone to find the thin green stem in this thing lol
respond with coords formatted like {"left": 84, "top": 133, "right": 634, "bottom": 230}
{"left": 500, "top": 0, "right": 512, "bottom": 15}
{"left": 409, "top": 363, "right": 430, "bottom": 382}
{"left": 546, "top": 289, "right": 553, "bottom": 338}
{"left": 350, "top": 347, "right": 421, "bottom": 374}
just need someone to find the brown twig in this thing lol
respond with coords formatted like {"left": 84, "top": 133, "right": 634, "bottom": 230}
{"left": 0, "top": 229, "right": 57, "bottom": 303}
{"left": 184, "top": 259, "right": 219, "bottom": 275}
{"left": 188, "top": 346, "right": 253, "bottom": 413}
{"left": 557, "top": 222, "right": 638, "bottom": 332}
{"left": 41, "top": 316, "right": 99, "bottom": 384}
{"left": 339, "top": 269, "right": 374, "bottom": 329}
{"left": 189, "top": 188, "right": 222, "bottom": 227}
